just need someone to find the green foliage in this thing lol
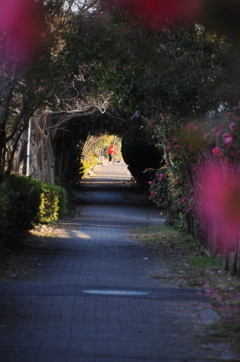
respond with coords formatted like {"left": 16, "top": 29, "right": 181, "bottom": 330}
{"left": 0, "top": 173, "right": 67, "bottom": 245}
{"left": 122, "top": 135, "right": 164, "bottom": 188}
{"left": 39, "top": 184, "right": 58, "bottom": 223}
{"left": 80, "top": 154, "right": 99, "bottom": 176}
{"left": 38, "top": 182, "right": 68, "bottom": 223}
{"left": 0, "top": 174, "right": 41, "bottom": 243}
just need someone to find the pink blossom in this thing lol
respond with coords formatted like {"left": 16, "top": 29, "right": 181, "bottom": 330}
{"left": 158, "top": 198, "right": 163, "bottom": 202}
{"left": 148, "top": 181, "right": 153, "bottom": 185}
{"left": 224, "top": 112, "right": 232, "bottom": 118}
{"left": 174, "top": 145, "right": 180, "bottom": 149}
{"left": 159, "top": 174, "right": 164, "bottom": 181}
{"left": 203, "top": 133, "right": 209, "bottom": 141}
{"left": 167, "top": 145, "right": 172, "bottom": 150}
{"left": 223, "top": 133, "right": 233, "bottom": 144}
{"left": 0, "top": 0, "right": 43, "bottom": 61}
{"left": 194, "top": 162, "right": 240, "bottom": 253}
{"left": 186, "top": 123, "right": 198, "bottom": 131}
{"left": 212, "top": 146, "right": 223, "bottom": 157}
{"left": 229, "top": 122, "right": 236, "bottom": 131}
{"left": 181, "top": 197, "right": 187, "bottom": 203}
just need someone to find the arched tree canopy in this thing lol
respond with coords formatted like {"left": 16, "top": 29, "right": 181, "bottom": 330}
{"left": 1, "top": 0, "right": 240, "bottom": 188}
{"left": 51, "top": 108, "right": 164, "bottom": 186}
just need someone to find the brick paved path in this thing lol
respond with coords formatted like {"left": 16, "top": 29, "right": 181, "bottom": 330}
{"left": 0, "top": 162, "right": 237, "bottom": 362}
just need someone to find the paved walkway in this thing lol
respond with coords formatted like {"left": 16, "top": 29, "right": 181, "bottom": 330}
{"left": 0, "top": 162, "right": 237, "bottom": 362}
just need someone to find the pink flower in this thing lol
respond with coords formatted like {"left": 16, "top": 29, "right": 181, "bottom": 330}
{"left": 212, "top": 146, "right": 223, "bottom": 157}
{"left": 174, "top": 145, "right": 180, "bottom": 149}
{"left": 159, "top": 174, "right": 164, "bottom": 181}
{"left": 0, "top": 0, "right": 43, "bottom": 61}
{"left": 158, "top": 198, "right": 163, "bottom": 202}
{"left": 186, "top": 123, "right": 198, "bottom": 131}
{"left": 229, "top": 122, "right": 236, "bottom": 131}
{"left": 181, "top": 197, "right": 187, "bottom": 203}
{"left": 194, "top": 161, "right": 240, "bottom": 253}
{"left": 148, "top": 181, "right": 153, "bottom": 184}
{"left": 203, "top": 133, "right": 209, "bottom": 141}
{"left": 224, "top": 112, "right": 232, "bottom": 118}
{"left": 167, "top": 145, "right": 172, "bottom": 150}
{"left": 223, "top": 133, "right": 233, "bottom": 144}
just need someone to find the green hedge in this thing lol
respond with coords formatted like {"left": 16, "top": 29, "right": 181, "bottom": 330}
{"left": 38, "top": 183, "right": 67, "bottom": 223}
{"left": 0, "top": 173, "right": 68, "bottom": 245}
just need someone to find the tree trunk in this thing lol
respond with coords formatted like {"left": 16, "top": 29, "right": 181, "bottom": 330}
{"left": 0, "top": 128, "right": 6, "bottom": 171}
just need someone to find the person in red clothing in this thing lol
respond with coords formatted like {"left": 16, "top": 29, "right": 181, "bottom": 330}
{"left": 107, "top": 144, "right": 115, "bottom": 162}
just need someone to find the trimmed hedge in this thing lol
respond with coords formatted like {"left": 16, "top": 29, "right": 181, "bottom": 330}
{"left": 38, "top": 183, "right": 67, "bottom": 223}
{"left": 0, "top": 173, "right": 68, "bottom": 245}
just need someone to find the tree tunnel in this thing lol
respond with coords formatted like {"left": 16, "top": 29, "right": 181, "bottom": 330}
{"left": 52, "top": 110, "right": 164, "bottom": 188}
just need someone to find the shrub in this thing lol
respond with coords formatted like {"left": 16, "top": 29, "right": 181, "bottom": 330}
{"left": 0, "top": 174, "right": 41, "bottom": 244}
{"left": 38, "top": 182, "right": 68, "bottom": 223}
{"left": 0, "top": 173, "right": 68, "bottom": 245}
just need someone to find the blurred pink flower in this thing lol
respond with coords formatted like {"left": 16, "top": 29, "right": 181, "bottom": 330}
{"left": 194, "top": 162, "right": 240, "bottom": 253}
{"left": 203, "top": 133, "right": 209, "bottom": 141}
{"left": 0, "top": 0, "right": 43, "bottom": 60}
{"left": 229, "top": 122, "right": 236, "bottom": 131}
{"left": 224, "top": 113, "right": 232, "bottom": 118}
{"left": 186, "top": 123, "right": 198, "bottom": 131}
{"left": 181, "top": 197, "right": 187, "bottom": 203}
{"left": 223, "top": 133, "right": 233, "bottom": 144}
{"left": 212, "top": 146, "right": 223, "bottom": 157}
{"left": 148, "top": 181, "right": 153, "bottom": 184}
{"left": 159, "top": 173, "right": 164, "bottom": 181}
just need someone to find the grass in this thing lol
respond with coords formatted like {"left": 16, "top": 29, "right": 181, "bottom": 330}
{"left": 131, "top": 224, "right": 240, "bottom": 352}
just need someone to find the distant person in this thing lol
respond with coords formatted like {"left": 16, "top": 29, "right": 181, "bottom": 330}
{"left": 108, "top": 144, "right": 115, "bottom": 162}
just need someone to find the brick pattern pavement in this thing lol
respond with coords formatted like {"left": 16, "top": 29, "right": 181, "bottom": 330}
{"left": 0, "top": 163, "right": 237, "bottom": 361}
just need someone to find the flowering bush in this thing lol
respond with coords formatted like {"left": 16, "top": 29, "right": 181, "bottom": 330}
{"left": 145, "top": 104, "right": 240, "bottom": 263}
